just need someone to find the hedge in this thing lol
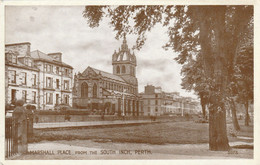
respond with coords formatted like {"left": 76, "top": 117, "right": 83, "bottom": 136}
{"left": 35, "top": 109, "right": 91, "bottom": 115}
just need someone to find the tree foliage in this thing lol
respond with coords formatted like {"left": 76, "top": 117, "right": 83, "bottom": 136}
{"left": 83, "top": 5, "right": 253, "bottom": 151}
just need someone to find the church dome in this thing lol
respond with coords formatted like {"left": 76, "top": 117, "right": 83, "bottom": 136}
{"left": 112, "top": 35, "right": 136, "bottom": 65}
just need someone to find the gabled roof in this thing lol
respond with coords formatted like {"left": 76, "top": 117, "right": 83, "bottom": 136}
{"left": 31, "top": 50, "right": 73, "bottom": 69}
{"left": 87, "top": 66, "right": 126, "bottom": 83}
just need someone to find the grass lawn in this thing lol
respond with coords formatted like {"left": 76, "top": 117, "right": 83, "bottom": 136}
{"left": 31, "top": 120, "right": 253, "bottom": 145}
{"left": 33, "top": 121, "right": 208, "bottom": 144}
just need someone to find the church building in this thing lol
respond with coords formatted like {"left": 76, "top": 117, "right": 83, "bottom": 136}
{"left": 73, "top": 36, "right": 143, "bottom": 116}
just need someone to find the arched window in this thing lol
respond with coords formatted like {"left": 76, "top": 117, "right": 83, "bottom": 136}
{"left": 122, "top": 65, "right": 126, "bottom": 73}
{"left": 81, "top": 82, "right": 88, "bottom": 98}
{"left": 116, "top": 66, "right": 120, "bottom": 74}
{"left": 93, "top": 83, "right": 97, "bottom": 98}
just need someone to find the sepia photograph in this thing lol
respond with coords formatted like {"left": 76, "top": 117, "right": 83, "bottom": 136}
{"left": 2, "top": 4, "right": 255, "bottom": 161}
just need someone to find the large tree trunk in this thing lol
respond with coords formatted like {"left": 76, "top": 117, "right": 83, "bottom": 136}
{"left": 244, "top": 101, "right": 250, "bottom": 126}
{"left": 230, "top": 99, "right": 240, "bottom": 131}
{"left": 197, "top": 6, "right": 230, "bottom": 151}
{"left": 208, "top": 102, "right": 230, "bottom": 151}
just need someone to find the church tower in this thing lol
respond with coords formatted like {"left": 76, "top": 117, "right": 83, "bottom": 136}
{"left": 112, "top": 35, "right": 138, "bottom": 90}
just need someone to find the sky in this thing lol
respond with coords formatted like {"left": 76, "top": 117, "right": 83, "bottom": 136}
{"left": 5, "top": 6, "right": 197, "bottom": 99}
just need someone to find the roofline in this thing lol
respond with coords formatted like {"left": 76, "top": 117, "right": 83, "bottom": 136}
{"left": 5, "top": 42, "right": 31, "bottom": 46}
{"left": 33, "top": 58, "right": 73, "bottom": 69}
{"left": 32, "top": 50, "right": 73, "bottom": 69}
{"left": 6, "top": 62, "right": 40, "bottom": 72}
{"left": 48, "top": 52, "right": 62, "bottom": 55}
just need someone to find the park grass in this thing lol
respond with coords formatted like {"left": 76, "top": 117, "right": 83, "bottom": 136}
{"left": 31, "top": 120, "right": 253, "bottom": 145}
{"left": 32, "top": 121, "right": 209, "bottom": 144}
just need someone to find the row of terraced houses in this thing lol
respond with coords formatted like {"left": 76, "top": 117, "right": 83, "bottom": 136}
{"left": 5, "top": 40, "right": 201, "bottom": 116}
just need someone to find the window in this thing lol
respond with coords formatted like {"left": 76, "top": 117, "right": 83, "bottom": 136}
{"left": 148, "top": 107, "right": 150, "bottom": 112}
{"left": 24, "top": 58, "right": 28, "bottom": 65}
{"left": 32, "top": 74, "right": 37, "bottom": 86}
{"left": 6, "top": 54, "right": 11, "bottom": 63}
{"left": 93, "top": 83, "right": 97, "bottom": 98}
{"left": 47, "top": 65, "right": 50, "bottom": 72}
{"left": 56, "top": 79, "right": 60, "bottom": 89}
{"left": 64, "top": 95, "right": 69, "bottom": 104}
{"left": 155, "top": 100, "right": 158, "bottom": 105}
{"left": 21, "top": 72, "right": 27, "bottom": 85}
{"left": 122, "top": 65, "right": 126, "bottom": 73}
{"left": 116, "top": 66, "right": 120, "bottom": 74}
{"left": 46, "top": 77, "right": 53, "bottom": 88}
{"left": 32, "top": 91, "right": 36, "bottom": 104}
{"left": 64, "top": 80, "right": 69, "bottom": 90}
{"left": 64, "top": 68, "right": 69, "bottom": 77}
{"left": 81, "top": 82, "right": 88, "bottom": 98}
{"left": 29, "top": 60, "right": 32, "bottom": 67}
{"left": 22, "top": 90, "right": 27, "bottom": 103}
{"left": 46, "top": 93, "right": 53, "bottom": 104}
{"left": 56, "top": 67, "right": 60, "bottom": 75}
{"left": 9, "top": 70, "right": 16, "bottom": 84}
{"left": 56, "top": 94, "right": 59, "bottom": 105}
{"left": 12, "top": 55, "right": 17, "bottom": 64}
{"left": 11, "top": 89, "right": 16, "bottom": 103}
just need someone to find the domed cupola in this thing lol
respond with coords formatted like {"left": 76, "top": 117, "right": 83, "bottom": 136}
{"left": 112, "top": 35, "right": 137, "bottom": 85}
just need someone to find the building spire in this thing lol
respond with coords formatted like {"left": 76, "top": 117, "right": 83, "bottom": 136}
{"left": 121, "top": 33, "right": 128, "bottom": 51}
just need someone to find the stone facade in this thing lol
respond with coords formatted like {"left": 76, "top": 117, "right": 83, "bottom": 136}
{"left": 73, "top": 37, "right": 143, "bottom": 116}
{"left": 140, "top": 85, "right": 201, "bottom": 116}
{"left": 5, "top": 42, "right": 73, "bottom": 110}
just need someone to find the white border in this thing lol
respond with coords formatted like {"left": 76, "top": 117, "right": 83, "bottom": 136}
{"left": 0, "top": 1, "right": 259, "bottom": 165}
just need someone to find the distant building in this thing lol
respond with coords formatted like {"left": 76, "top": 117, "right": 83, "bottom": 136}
{"left": 140, "top": 85, "right": 201, "bottom": 116}
{"left": 73, "top": 36, "right": 143, "bottom": 116}
{"left": 5, "top": 42, "right": 73, "bottom": 110}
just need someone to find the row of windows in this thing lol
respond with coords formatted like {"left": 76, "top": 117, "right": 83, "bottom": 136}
{"left": 11, "top": 89, "right": 37, "bottom": 104}
{"left": 45, "top": 64, "right": 72, "bottom": 77}
{"left": 103, "top": 81, "right": 136, "bottom": 94}
{"left": 147, "top": 107, "right": 158, "bottom": 112}
{"left": 46, "top": 77, "right": 70, "bottom": 90}
{"left": 116, "top": 65, "right": 126, "bottom": 74}
{"left": 6, "top": 54, "right": 72, "bottom": 78}
{"left": 6, "top": 54, "right": 18, "bottom": 64}
{"left": 116, "top": 65, "right": 135, "bottom": 76}
{"left": 81, "top": 82, "right": 97, "bottom": 98}
{"left": 46, "top": 93, "right": 70, "bottom": 105}
{"left": 9, "top": 70, "right": 37, "bottom": 86}
{"left": 144, "top": 99, "right": 159, "bottom": 105}
{"left": 7, "top": 54, "right": 35, "bottom": 67}
{"left": 9, "top": 70, "right": 71, "bottom": 92}
{"left": 11, "top": 89, "right": 70, "bottom": 105}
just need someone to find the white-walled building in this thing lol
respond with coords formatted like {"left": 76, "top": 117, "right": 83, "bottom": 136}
{"left": 5, "top": 42, "right": 73, "bottom": 110}
{"left": 140, "top": 85, "right": 201, "bottom": 116}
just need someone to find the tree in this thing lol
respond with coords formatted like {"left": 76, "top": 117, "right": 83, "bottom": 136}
{"left": 235, "top": 45, "right": 253, "bottom": 126}
{"left": 83, "top": 5, "right": 253, "bottom": 151}
{"left": 180, "top": 57, "right": 209, "bottom": 119}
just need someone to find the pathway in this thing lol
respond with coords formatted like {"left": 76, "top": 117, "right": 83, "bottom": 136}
{"left": 34, "top": 120, "right": 159, "bottom": 129}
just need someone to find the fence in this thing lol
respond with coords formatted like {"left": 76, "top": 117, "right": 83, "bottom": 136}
{"left": 5, "top": 117, "right": 18, "bottom": 158}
